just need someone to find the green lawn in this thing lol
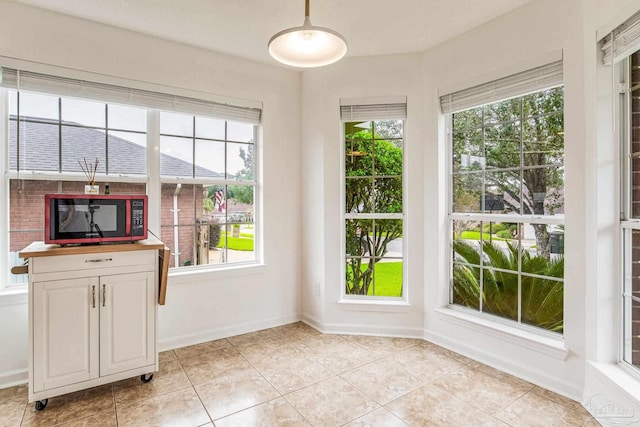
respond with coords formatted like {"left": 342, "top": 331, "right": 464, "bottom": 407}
{"left": 218, "top": 233, "right": 254, "bottom": 251}
{"left": 459, "top": 231, "right": 508, "bottom": 241}
{"left": 356, "top": 261, "right": 403, "bottom": 296}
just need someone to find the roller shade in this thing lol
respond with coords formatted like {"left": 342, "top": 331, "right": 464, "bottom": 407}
{"left": 439, "top": 60, "right": 563, "bottom": 114}
{"left": 340, "top": 96, "right": 407, "bottom": 121}
{"left": 601, "top": 9, "right": 640, "bottom": 65}
{"left": 0, "top": 67, "right": 262, "bottom": 124}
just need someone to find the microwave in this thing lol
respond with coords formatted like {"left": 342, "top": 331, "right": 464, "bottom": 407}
{"left": 45, "top": 194, "right": 148, "bottom": 245}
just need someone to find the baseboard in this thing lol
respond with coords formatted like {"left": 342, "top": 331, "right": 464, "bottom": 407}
{"left": 423, "top": 329, "right": 583, "bottom": 402}
{"left": 0, "top": 368, "right": 27, "bottom": 389}
{"left": 301, "top": 314, "right": 423, "bottom": 339}
{"left": 158, "top": 313, "right": 302, "bottom": 352}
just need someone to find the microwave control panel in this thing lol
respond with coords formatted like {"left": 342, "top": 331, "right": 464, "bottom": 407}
{"left": 131, "top": 199, "right": 146, "bottom": 236}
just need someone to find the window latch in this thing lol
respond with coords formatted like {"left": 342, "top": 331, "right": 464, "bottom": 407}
{"left": 619, "top": 83, "right": 627, "bottom": 94}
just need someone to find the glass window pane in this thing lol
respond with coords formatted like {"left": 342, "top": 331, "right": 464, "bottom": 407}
{"left": 373, "top": 178, "right": 402, "bottom": 213}
{"left": 484, "top": 170, "right": 521, "bottom": 214}
{"left": 373, "top": 140, "right": 402, "bottom": 177}
{"left": 227, "top": 142, "right": 253, "bottom": 180}
{"left": 346, "top": 178, "right": 373, "bottom": 213}
{"left": 227, "top": 184, "right": 254, "bottom": 224}
{"left": 521, "top": 277, "right": 563, "bottom": 332}
{"left": 374, "top": 120, "right": 403, "bottom": 139}
{"left": 61, "top": 98, "right": 105, "bottom": 128}
{"left": 160, "top": 111, "right": 193, "bottom": 136}
{"left": 346, "top": 257, "right": 374, "bottom": 295}
{"left": 160, "top": 135, "right": 193, "bottom": 177}
{"left": 374, "top": 219, "right": 403, "bottom": 258}
{"left": 522, "top": 166, "right": 564, "bottom": 216}
{"left": 484, "top": 98, "right": 521, "bottom": 125}
{"left": 19, "top": 92, "right": 58, "bottom": 120}
{"left": 9, "top": 91, "right": 17, "bottom": 116}
{"left": 371, "top": 257, "right": 402, "bottom": 297}
{"left": 452, "top": 262, "right": 480, "bottom": 310}
{"left": 195, "top": 139, "right": 225, "bottom": 178}
{"left": 108, "top": 104, "right": 147, "bottom": 132}
{"left": 452, "top": 172, "right": 482, "bottom": 213}
{"left": 346, "top": 218, "right": 373, "bottom": 258}
{"left": 227, "top": 121, "right": 254, "bottom": 142}
{"left": 108, "top": 131, "right": 147, "bottom": 175}
{"left": 485, "top": 122, "right": 520, "bottom": 169}
{"left": 345, "top": 140, "right": 373, "bottom": 177}
{"left": 453, "top": 128, "right": 483, "bottom": 172}
{"left": 453, "top": 107, "right": 482, "bottom": 131}
{"left": 482, "top": 268, "right": 518, "bottom": 321}
{"left": 61, "top": 125, "right": 106, "bottom": 174}
{"left": 195, "top": 116, "right": 225, "bottom": 140}
{"left": 17, "top": 120, "right": 59, "bottom": 171}
{"left": 522, "top": 87, "right": 564, "bottom": 118}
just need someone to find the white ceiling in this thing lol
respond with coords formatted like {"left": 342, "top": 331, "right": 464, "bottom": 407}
{"left": 14, "top": 0, "right": 534, "bottom": 68}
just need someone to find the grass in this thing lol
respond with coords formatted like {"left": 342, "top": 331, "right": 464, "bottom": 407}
{"left": 218, "top": 232, "right": 254, "bottom": 251}
{"left": 370, "top": 262, "right": 402, "bottom": 296}
{"left": 352, "top": 261, "right": 403, "bottom": 297}
{"left": 459, "top": 231, "right": 508, "bottom": 241}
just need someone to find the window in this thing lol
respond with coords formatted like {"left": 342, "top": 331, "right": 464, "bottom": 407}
{"left": 342, "top": 98, "right": 406, "bottom": 298}
{"left": 159, "top": 112, "right": 256, "bottom": 268}
{"left": 1, "top": 66, "right": 261, "bottom": 291}
{"left": 601, "top": 11, "right": 640, "bottom": 373}
{"left": 619, "top": 51, "right": 640, "bottom": 371}
{"left": 443, "top": 61, "right": 565, "bottom": 333}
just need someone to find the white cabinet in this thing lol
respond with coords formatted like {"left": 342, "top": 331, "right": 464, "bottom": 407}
{"left": 21, "top": 240, "right": 164, "bottom": 407}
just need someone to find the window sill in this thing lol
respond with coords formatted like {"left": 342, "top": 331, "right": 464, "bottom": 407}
{"left": 168, "top": 263, "right": 267, "bottom": 285}
{"left": 0, "top": 288, "right": 28, "bottom": 306}
{"left": 436, "top": 307, "right": 568, "bottom": 360}
{"left": 587, "top": 361, "right": 640, "bottom": 403}
{"left": 337, "top": 298, "right": 411, "bottom": 312}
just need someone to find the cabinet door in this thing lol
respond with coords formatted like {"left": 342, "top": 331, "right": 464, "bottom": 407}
{"left": 99, "top": 271, "right": 155, "bottom": 376}
{"left": 33, "top": 277, "right": 99, "bottom": 392}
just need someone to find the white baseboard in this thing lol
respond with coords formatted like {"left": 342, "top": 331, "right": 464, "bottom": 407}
{"left": 0, "top": 368, "right": 27, "bottom": 389}
{"left": 423, "top": 328, "right": 583, "bottom": 402}
{"left": 301, "top": 313, "right": 423, "bottom": 338}
{"left": 158, "top": 313, "right": 302, "bottom": 352}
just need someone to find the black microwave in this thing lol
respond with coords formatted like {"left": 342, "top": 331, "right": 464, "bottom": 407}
{"left": 45, "top": 194, "right": 148, "bottom": 245}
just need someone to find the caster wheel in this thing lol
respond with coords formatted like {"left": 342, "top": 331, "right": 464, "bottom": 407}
{"left": 140, "top": 373, "right": 154, "bottom": 383}
{"left": 35, "top": 399, "right": 48, "bottom": 411}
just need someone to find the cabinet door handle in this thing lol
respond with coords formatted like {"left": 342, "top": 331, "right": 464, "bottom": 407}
{"left": 92, "top": 285, "right": 96, "bottom": 308}
{"left": 86, "top": 258, "right": 113, "bottom": 263}
{"left": 102, "top": 284, "right": 106, "bottom": 307}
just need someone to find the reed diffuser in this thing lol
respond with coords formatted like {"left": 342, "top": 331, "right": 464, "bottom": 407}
{"left": 79, "top": 158, "right": 100, "bottom": 194}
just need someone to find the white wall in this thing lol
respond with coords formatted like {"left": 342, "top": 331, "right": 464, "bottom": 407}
{"left": 300, "top": 54, "right": 426, "bottom": 337}
{"left": 0, "top": 1, "right": 302, "bottom": 385}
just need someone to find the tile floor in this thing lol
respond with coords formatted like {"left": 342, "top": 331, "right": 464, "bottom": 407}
{"left": 0, "top": 322, "right": 600, "bottom": 426}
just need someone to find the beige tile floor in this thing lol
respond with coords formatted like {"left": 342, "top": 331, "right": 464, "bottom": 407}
{"left": 0, "top": 322, "right": 600, "bottom": 426}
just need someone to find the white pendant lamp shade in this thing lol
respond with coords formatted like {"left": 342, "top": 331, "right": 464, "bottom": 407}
{"left": 268, "top": 0, "right": 347, "bottom": 68}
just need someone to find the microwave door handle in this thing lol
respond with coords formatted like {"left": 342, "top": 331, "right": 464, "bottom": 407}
{"left": 126, "top": 199, "right": 131, "bottom": 236}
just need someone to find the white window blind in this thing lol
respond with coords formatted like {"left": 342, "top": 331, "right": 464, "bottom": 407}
{"left": 439, "top": 60, "right": 563, "bottom": 114}
{"left": 340, "top": 96, "right": 407, "bottom": 121}
{"left": 0, "top": 67, "right": 262, "bottom": 124}
{"left": 601, "top": 9, "right": 640, "bottom": 65}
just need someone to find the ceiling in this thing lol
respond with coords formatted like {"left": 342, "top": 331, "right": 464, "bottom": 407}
{"left": 14, "top": 0, "right": 534, "bottom": 68}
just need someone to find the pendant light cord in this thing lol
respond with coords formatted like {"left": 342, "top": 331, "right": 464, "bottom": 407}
{"left": 305, "top": 0, "right": 310, "bottom": 18}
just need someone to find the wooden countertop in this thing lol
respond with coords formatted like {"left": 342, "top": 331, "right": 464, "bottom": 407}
{"left": 19, "top": 236, "right": 166, "bottom": 258}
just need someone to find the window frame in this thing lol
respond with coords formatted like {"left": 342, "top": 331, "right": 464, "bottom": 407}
{"left": 446, "top": 85, "right": 565, "bottom": 336}
{"left": 1, "top": 85, "right": 261, "bottom": 293}
{"left": 341, "top": 118, "right": 407, "bottom": 301}
{"left": 619, "top": 53, "right": 640, "bottom": 374}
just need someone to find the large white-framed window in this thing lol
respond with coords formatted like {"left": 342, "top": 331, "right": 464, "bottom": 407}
{"left": 441, "top": 60, "right": 565, "bottom": 334}
{"left": 616, "top": 51, "right": 640, "bottom": 372}
{"left": 341, "top": 97, "right": 406, "bottom": 299}
{"left": 601, "top": 11, "right": 640, "bottom": 373}
{"left": 0, "top": 66, "right": 262, "bottom": 292}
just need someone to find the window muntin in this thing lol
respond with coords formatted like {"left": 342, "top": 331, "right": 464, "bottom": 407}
{"left": 449, "top": 86, "right": 564, "bottom": 333}
{"left": 344, "top": 120, "right": 404, "bottom": 297}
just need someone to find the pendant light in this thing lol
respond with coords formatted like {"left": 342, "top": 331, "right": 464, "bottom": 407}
{"left": 268, "top": 0, "right": 347, "bottom": 68}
